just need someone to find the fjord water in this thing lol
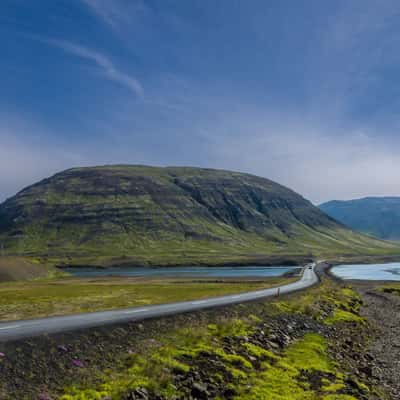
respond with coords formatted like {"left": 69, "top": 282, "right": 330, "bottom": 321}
{"left": 331, "top": 263, "right": 400, "bottom": 281}
{"left": 64, "top": 265, "right": 301, "bottom": 278}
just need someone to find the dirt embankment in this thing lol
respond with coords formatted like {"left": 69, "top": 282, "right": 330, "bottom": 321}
{"left": 352, "top": 281, "right": 400, "bottom": 400}
{"left": 0, "top": 257, "right": 50, "bottom": 282}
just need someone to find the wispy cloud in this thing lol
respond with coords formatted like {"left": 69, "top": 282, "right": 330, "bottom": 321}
{"left": 82, "top": 0, "right": 124, "bottom": 31}
{"left": 45, "top": 38, "right": 143, "bottom": 96}
{"left": 81, "top": 0, "right": 148, "bottom": 34}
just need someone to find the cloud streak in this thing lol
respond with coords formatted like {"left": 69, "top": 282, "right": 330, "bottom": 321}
{"left": 82, "top": 0, "right": 125, "bottom": 31}
{"left": 81, "top": 0, "right": 148, "bottom": 34}
{"left": 46, "top": 38, "right": 143, "bottom": 96}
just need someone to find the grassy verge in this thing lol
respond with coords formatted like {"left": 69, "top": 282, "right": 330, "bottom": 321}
{"left": 48, "top": 278, "right": 382, "bottom": 400}
{"left": 380, "top": 282, "right": 400, "bottom": 296}
{"left": 0, "top": 276, "right": 294, "bottom": 321}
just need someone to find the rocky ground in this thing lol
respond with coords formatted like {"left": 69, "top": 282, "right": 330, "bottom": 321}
{"left": 123, "top": 313, "right": 377, "bottom": 400}
{"left": 352, "top": 281, "right": 400, "bottom": 400}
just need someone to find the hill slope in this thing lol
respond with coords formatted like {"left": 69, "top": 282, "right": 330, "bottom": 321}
{"left": 320, "top": 197, "right": 400, "bottom": 241}
{"left": 0, "top": 166, "right": 397, "bottom": 267}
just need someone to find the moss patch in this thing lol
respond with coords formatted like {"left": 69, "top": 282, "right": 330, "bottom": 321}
{"left": 272, "top": 284, "right": 365, "bottom": 326}
{"left": 381, "top": 283, "right": 400, "bottom": 296}
{"left": 236, "top": 334, "right": 354, "bottom": 400}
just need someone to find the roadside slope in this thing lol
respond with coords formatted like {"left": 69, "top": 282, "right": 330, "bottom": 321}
{"left": 0, "top": 257, "right": 52, "bottom": 281}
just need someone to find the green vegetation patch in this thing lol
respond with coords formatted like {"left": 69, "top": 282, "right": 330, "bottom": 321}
{"left": 236, "top": 334, "right": 354, "bottom": 400}
{"left": 272, "top": 283, "right": 365, "bottom": 326}
{"left": 381, "top": 282, "right": 400, "bottom": 296}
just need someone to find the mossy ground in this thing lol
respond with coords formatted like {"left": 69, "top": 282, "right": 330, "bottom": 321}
{"left": 52, "top": 278, "right": 380, "bottom": 400}
{"left": 235, "top": 333, "right": 352, "bottom": 400}
{"left": 0, "top": 276, "right": 293, "bottom": 321}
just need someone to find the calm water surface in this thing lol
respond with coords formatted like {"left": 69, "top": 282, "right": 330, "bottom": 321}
{"left": 331, "top": 263, "right": 400, "bottom": 281}
{"left": 64, "top": 265, "right": 302, "bottom": 278}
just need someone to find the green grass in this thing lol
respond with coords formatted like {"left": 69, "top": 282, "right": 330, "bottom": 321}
{"left": 10, "top": 222, "right": 400, "bottom": 269}
{"left": 0, "top": 276, "right": 294, "bottom": 321}
{"left": 324, "top": 309, "right": 366, "bottom": 325}
{"left": 269, "top": 282, "right": 365, "bottom": 328}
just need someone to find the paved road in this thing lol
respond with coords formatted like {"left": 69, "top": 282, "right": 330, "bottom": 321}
{"left": 0, "top": 263, "right": 318, "bottom": 342}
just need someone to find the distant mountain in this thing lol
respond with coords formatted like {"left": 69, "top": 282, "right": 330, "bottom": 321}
{"left": 0, "top": 166, "right": 397, "bottom": 267}
{"left": 320, "top": 197, "right": 400, "bottom": 240}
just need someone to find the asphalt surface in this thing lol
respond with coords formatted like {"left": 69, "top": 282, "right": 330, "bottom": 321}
{"left": 0, "top": 263, "right": 318, "bottom": 342}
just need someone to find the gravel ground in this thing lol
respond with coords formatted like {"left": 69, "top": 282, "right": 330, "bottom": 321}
{"left": 353, "top": 281, "right": 400, "bottom": 400}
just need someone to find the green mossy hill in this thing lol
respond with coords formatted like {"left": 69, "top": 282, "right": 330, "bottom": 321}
{"left": 0, "top": 165, "right": 397, "bottom": 266}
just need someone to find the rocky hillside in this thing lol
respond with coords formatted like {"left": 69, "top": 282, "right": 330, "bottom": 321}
{"left": 320, "top": 197, "right": 400, "bottom": 240}
{"left": 0, "top": 166, "right": 396, "bottom": 267}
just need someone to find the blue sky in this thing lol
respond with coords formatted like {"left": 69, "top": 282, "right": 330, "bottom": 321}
{"left": 1, "top": 0, "right": 400, "bottom": 203}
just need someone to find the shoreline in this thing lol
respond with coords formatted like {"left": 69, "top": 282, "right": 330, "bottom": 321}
{"left": 54, "top": 253, "right": 400, "bottom": 270}
{"left": 325, "top": 262, "right": 400, "bottom": 284}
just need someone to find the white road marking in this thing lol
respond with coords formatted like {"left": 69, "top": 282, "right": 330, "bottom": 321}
{"left": 190, "top": 300, "right": 207, "bottom": 305}
{"left": 0, "top": 325, "right": 22, "bottom": 330}
{"left": 123, "top": 308, "right": 150, "bottom": 314}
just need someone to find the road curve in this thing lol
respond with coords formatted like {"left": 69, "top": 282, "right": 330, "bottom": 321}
{"left": 0, "top": 263, "right": 319, "bottom": 342}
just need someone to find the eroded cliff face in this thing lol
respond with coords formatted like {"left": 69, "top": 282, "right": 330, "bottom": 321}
{"left": 0, "top": 165, "right": 393, "bottom": 265}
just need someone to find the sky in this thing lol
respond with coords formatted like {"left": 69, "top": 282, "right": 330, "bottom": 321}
{"left": 1, "top": 0, "right": 400, "bottom": 204}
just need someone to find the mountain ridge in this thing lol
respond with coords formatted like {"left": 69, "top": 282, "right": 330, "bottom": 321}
{"left": 320, "top": 197, "right": 400, "bottom": 241}
{"left": 0, "top": 165, "right": 397, "bottom": 267}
